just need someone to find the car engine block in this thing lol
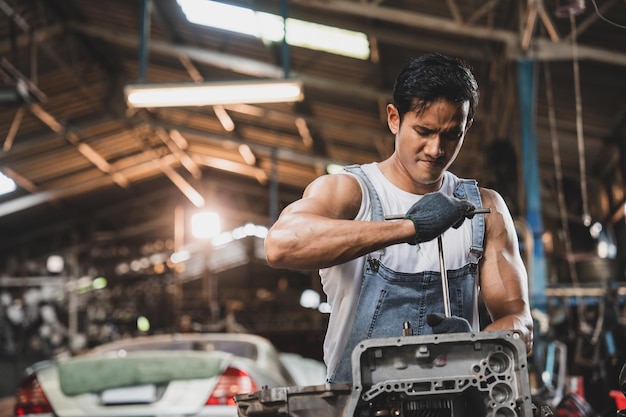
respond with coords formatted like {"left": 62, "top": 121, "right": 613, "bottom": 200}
{"left": 236, "top": 330, "right": 543, "bottom": 417}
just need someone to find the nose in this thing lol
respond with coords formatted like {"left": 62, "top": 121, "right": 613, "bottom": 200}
{"left": 424, "top": 136, "right": 444, "bottom": 158}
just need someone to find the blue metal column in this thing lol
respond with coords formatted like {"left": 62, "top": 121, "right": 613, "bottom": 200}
{"left": 268, "top": 0, "right": 291, "bottom": 225}
{"left": 517, "top": 59, "right": 547, "bottom": 312}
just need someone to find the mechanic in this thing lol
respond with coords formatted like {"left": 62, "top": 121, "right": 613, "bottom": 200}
{"left": 264, "top": 53, "right": 533, "bottom": 384}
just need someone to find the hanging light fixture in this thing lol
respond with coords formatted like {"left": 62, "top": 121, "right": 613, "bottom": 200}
{"left": 125, "top": 79, "right": 303, "bottom": 108}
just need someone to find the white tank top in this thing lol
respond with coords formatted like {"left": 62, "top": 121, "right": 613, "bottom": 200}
{"left": 319, "top": 162, "right": 475, "bottom": 374}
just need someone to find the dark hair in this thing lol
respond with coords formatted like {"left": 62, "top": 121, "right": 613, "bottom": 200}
{"left": 392, "top": 53, "right": 479, "bottom": 123}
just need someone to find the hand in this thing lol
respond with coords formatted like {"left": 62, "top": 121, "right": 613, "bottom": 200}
{"left": 427, "top": 313, "right": 472, "bottom": 334}
{"left": 404, "top": 192, "right": 475, "bottom": 244}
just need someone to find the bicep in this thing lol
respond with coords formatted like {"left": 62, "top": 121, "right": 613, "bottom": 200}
{"left": 264, "top": 173, "right": 367, "bottom": 268}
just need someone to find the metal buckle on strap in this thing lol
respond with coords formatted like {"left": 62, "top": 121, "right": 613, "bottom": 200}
{"left": 367, "top": 258, "right": 380, "bottom": 272}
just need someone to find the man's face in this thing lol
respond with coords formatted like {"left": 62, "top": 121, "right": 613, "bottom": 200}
{"left": 387, "top": 98, "right": 471, "bottom": 192}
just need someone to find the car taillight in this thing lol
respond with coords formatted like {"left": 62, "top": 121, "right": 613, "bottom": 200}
{"left": 14, "top": 373, "right": 53, "bottom": 416}
{"left": 206, "top": 366, "right": 258, "bottom": 406}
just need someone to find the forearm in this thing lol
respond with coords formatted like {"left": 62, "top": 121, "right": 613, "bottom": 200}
{"left": 483, "top": 304, "right": 533, "bottom": 353}
{"left": 265, "top": 214, "right": 414, "bottom": 270}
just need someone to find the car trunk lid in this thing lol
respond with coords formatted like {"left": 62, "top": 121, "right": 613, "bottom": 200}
{"left": 37, "top": 350, "right": 231, "bottom": 416}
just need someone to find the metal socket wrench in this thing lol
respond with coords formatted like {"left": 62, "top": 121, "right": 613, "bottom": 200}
{"left": 383, "top": 207, "right": 491, "bottom": 221}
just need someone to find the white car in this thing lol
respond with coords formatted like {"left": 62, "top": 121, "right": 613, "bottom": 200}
{"left": 13, "top": 332, "right": 317, "bottom": 417}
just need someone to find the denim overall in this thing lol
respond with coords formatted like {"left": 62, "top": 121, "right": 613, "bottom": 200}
{"left": 328, "top": 165, "right": 485, "bottom": 384}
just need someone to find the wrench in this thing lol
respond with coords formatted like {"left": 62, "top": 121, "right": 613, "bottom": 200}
{"left": 436, "top": 209, "right": 490, "bottom": 317}
{"left": 385, "top": 206, "right": 491, "bottom": 318}
{"left": 438, "top": 234, "right": 451, "bottom": 318}
{"left": 383, "top": 207, "right": 491, "bottom": 221}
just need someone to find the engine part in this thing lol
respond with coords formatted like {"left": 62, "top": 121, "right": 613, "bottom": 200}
{"left": 236, "top": 330, "right": 534, "bottom": 417}
{"left": 346, "top": 330, "right": 533, "bottom": 417}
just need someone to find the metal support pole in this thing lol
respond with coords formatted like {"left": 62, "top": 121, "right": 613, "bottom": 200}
{"left": 269, "top": 148, "right": 279, "bottom": 224}
{"left": 280, "top": 0, "right": 290, "bottom": 78}
{"left": 173, "top": 204, "right": 184, "bottom": 321}
{"left": 138, "top": 0, "right": 152, "bottom": 82}
{"left": 518, "top": 59, "right": 547, "bottom": 312}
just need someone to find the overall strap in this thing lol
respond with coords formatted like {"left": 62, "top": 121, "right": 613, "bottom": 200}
{"left": 343, "top": 164, "right": 385, "bottom": 259}
{"left": 453, "top": 179, "right": 485, "bottom": 264}
{"left": 343, "top": 164, "right": 384, "bottom": 221}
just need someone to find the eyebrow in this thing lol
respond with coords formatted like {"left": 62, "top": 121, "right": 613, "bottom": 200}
{"left": 415, "top": 125, "right": 462, "bottom": 135}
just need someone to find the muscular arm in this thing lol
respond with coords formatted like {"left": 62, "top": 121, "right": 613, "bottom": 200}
{"left": 479, "top": 188, "right": 534, "bottom": 353}
{"left": 264, "top": 173, "right": 416, "bottom": 270}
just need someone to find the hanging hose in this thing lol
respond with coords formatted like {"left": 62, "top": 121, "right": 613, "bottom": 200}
{"left": 543, "top": 61, "right": 594, "bottom": 337}
{"left": 570, "top": 13, "right": 591, "bottom": 227}
{"left": 569, "top": 12, "right": 606, "bottom": 343}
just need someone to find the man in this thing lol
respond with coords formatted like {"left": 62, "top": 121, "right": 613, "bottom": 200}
{"left": 264, "top": 53, "right": 533, "bottom": 384}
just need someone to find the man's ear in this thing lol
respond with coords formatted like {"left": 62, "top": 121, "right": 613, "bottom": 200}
{"left": 387, "top": 104, "right": 400, "bottom": 134}
{"left": 465, "top": 118, "right": 473, "bottom": 133}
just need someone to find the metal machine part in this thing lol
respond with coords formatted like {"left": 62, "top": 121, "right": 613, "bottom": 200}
{"left": 236, "top": 331, "right": 535, "bottom": 417}
{"left": 345, "top": 330, "right": 534, "bottom": 417}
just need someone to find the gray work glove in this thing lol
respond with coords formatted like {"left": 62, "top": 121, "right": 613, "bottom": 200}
{"left": 427, "top": 313, "right": 472, "bottom": 334}
{"left": 404, "top": 192, "right": 475, "bottom": 245}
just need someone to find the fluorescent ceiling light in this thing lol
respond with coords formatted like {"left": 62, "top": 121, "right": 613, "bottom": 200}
{"left": 125, "top": 79, "right": 303, "bottom": 108}
{"left": 283, "top": 19, "right": 370, "bottom": 60}
{"left": 177, "top": 0, "right": 370, "bottom": 60}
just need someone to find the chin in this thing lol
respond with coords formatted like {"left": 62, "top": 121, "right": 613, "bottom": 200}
{"left": 412, "top": 176, "right": 443, "bottom": 191}
{"left": 415, "top": 169, "right": 443, "bottom": 184}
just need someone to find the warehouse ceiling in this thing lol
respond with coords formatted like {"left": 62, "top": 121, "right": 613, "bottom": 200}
{"left": 0, "top": 0, "right": 625, "bottom": 290}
